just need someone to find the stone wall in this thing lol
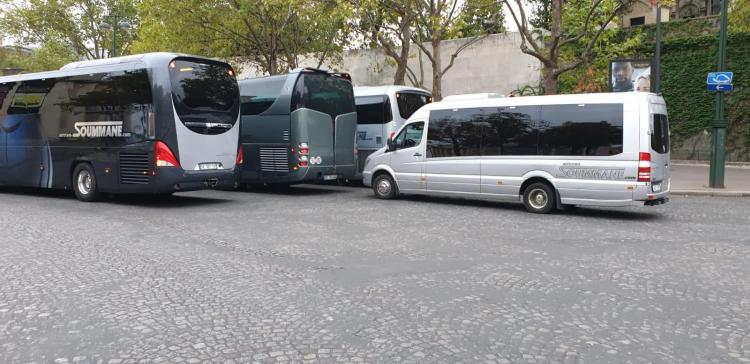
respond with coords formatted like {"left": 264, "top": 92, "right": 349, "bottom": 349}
{"left": 238, "top": 32, "right": 543, "bottom": 98}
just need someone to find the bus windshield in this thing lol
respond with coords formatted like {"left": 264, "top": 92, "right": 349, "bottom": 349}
{"left": 169, "top": 59, "right": 239, "bottom": 134}
{"left": 291, "top": 72, "right": 355, "bottom": 119}
{"left": 396, "top": 92, "right": 431, "bottom": 119}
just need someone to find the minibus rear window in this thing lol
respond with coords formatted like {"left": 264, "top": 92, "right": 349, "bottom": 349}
{"left": 652, "top": 114, "right": 670, "bottom": 154}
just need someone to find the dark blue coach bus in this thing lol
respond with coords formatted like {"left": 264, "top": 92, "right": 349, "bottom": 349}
{"left": 0, "top": 52, "right": 242, "bottom": 201}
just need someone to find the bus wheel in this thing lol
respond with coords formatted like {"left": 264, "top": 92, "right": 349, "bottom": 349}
{"left": 373, "top": 174, "right": 397, "bottom": 200}
{"left": 522, "top": 182, "right": 554, "bottom": 214}
{"left": 72, "top": 163, "right": 100, "bottom": 202}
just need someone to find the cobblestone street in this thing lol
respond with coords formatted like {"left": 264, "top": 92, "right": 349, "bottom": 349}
{"left": 0, "top": 186, "right": 748, "bottom": 363}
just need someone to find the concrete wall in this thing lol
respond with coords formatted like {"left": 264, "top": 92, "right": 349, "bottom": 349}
{"left": 623, "top": 1, "right": 671, "bottom": 26}
{"left": 239, "top": 32, "right": 542, "bottom": 99}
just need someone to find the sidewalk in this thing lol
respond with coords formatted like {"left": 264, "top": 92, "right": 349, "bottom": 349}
{"left": 671, "top": 163, "right": 750, "bottom": 197}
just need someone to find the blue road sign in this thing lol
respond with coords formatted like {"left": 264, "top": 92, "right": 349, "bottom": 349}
{"left": 708, "top": 84, "right": 733, "bottom": 92}
{"left": 707, "top": 72, "right": 734, "bottom": 85}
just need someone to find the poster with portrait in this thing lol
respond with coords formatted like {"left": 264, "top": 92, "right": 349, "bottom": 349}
{"left": 609, "top": 59, "right": 653, "bottom": 93}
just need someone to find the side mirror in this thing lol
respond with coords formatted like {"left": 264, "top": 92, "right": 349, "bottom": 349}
{"left": 386, "top": 137, "right": 395, "bottom": 152}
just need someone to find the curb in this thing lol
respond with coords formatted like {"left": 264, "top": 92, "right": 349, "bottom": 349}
{"left": 671, "top": 160, "right": 750, "bottom": 168}
{"left": 671, "top": 190, "right": 750, "bottom": 197}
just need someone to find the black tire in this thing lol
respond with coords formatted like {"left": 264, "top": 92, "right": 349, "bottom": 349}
{"left": 522, "top": 182, "right": 555, "bottom": 214}
{"left": 372, "top": 173, "right": 397, "bottom": 200}
{"left": 72, "top": 163, "right": 100, "bottom": 202}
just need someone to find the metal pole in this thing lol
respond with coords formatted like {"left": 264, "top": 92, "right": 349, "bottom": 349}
{"left": 111, "top": 14, "right": 117, "bottom": 58}
{"left": 654, "top": 5, "right": 661, "bottom": 93}
{"left": 709, "top": 0, "right": 729, "bottom": 188}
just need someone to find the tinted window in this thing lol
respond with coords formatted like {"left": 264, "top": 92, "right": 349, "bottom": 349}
{"left": 393, "top": 122, "right": 424, "bottom": 149}
{"left": 169, "top": 59, "right": 240, "bottom": 135}
{"left": 652, "top": 114, "right": 669, "bottom": 154}
{"left": 480, "top": 106, "right": 539, "bottom": 156}
{"left": 0, "top": 84, "right": 13, "bottom": 115}
{"left": 292, "top": 72, "right": 355, "bottom": 119}
{"left": 7, "top": 80, "right": 55, "bottom": 115}
{"left": 538, "top": 104, "right": 623, "bottom": 156}
{"left": 397, "top": 92, "right": 431, "bottom": 119}
{"left": 427, "top": 108, "right": 482, "bottom": 158}
{"left": 240, "top": 75, "right": 287, "bottom": 116}
{"left": 47, "top": 70, "right": 153, "bottom": 142}
{"left": 355, "top": 96, "right": 392, "bottom": 125}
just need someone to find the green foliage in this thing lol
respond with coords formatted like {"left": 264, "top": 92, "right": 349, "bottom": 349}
{"left": 659, "top": 32, "right": 750, "bottom": 160}
{"left": 133, "top": 0, "right": 352, "bottom": 75}
{"left": 729, "top": 0, "right": 750, "bottom": 32}
{"left": 451, "top": 0, "right": 505, "bottom": 38}
{"left": 0, "top": 0, "right": 138, "bottom": 64}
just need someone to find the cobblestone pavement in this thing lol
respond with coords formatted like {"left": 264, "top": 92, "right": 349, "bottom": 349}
{"left": 0, "top": 185, "right": 748, "bottom": 364}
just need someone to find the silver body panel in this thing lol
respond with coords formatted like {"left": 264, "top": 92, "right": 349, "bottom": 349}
{"left": 363, "top": 92, "right": 670, "bottom": 208}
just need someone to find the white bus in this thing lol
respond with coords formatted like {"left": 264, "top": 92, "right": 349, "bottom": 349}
{"left": 354, "top": 86, "right": 431, "bottom": 173}
{"left": 362, "top": 92, "right": 670, "bottom": 213}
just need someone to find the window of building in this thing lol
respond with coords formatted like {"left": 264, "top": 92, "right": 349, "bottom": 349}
{"left": 630, "top": 16, "right": 646, "bottom": 26}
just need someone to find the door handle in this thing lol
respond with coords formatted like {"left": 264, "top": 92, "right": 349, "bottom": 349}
{"left": 413, "top": 152, "right": 422, "bottom": 157}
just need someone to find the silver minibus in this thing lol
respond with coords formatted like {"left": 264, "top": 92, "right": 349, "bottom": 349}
{"left": 362, "top": 92, "right": 670, "bottom": 213}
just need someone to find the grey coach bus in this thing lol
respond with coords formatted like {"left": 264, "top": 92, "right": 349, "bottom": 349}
{"left": 0, "top": 52, "right": 242, "bottom": 201}
{"left": 238, "top": 68, "right": 357, "bottom": 185}
{"left": 362, "top": 92, "right": 670, "bottom": 213}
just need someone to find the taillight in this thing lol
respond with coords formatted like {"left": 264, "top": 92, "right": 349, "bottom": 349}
{"left": 638, "top": 152, "right": 651, "bottom": 182}
{"left": 155, "top": 141, "right": 179, "bottom": 168}
{"left": 297, "top": 142, "right": 309, "bottom": 168}
{"left": 236, "top": 145, "right": 244, "bottom": 166}
{"left": 298, "top": 142, "right": 309, "bottom": 156}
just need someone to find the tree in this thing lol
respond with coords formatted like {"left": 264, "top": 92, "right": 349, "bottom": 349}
{"left": 503, "top": 0, "right": 637, "bottom": 94}
{"left": 412, "top": 0, "right": 501, "bottom": 100}
{"left": 134, "top": 0, "right": 352, "bottom": 75}
{"left": 351, "top": 0, "right": 417, "bottom": 85}
{"left": 729, "top": 0, "right": 750, "bottom": 32}
{"left": 0, "top": 0, "right": 138, "bottom": 62}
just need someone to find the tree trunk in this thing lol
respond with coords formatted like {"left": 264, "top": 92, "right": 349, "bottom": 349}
{"left": 543, "top": 72, "right": 558, "bottom": 95}
{"left": 431, "top": 39, "right": 442, "bottom": 101}
{"left": 393, "top": 26, "right": 411, "bottom": 85}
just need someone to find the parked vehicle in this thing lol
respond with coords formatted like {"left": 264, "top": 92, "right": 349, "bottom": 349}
{"left": 238, "top": 68, "right": 357, "bottom": 185}
{"left": 354, "top": 86, "right": 431, "bottom": 174}
{"left": 362, "top": 92, "right": 670, "bottom": 213}
{"left": 0, "top": 52, "right": 241, "bottom": 201}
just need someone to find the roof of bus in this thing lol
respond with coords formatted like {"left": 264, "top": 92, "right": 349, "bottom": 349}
{"left": 354, "top": 85, "right": 431, "bottom": 97}
{"left": 0, "top": 52, "right": 224, "bottom": 84}
{"left": 410, "top": 92, "right": 662, "bottom": 119}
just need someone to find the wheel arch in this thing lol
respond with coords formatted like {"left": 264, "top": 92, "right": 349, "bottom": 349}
{"left": 519, "top": 171, "right": 563, "bottom": 210}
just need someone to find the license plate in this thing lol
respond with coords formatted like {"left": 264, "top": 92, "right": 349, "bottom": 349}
{"left": 323, "top": 175, "right": 338, "bottom": 181}
{"left": 199, "top": 163, "right": 222, "bottom": 170}
{"left": 652, "top": 183, "right": 662, "bottom": 192}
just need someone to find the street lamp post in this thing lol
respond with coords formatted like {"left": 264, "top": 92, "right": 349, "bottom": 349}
{"left": 653, "top": 2, "right": 662, "bottom": 93}
{"left": 709, "top": 0, "right": 730, "bottom": 188}
{"left": 99, "top": 14, "right": 131, "bottom": 58}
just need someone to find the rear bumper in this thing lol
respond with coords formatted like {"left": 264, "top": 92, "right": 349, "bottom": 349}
{"left": 239, "top": 164, "right": 357, "bottom": 184}
{"left": 114, "top": 168, "right": 237, "bottom": 194}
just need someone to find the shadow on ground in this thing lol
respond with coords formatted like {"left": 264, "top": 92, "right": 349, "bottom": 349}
{"left": 396, "top": 194, "right": 665, "bottom": 221}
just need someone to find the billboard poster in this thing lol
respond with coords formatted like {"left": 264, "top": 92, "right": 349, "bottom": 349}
{"left": 610, "top": 59, "right": 653, "bottom": 92}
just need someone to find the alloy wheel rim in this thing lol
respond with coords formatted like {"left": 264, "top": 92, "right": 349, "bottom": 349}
{"left": 77, "top": 170, "right": 92, "bottom": 195}
{"left": 529, "top": 188, "right": 548, "bottom": 209}
{"left": 377, "top": 179, "right": 392, "bottom": 196}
